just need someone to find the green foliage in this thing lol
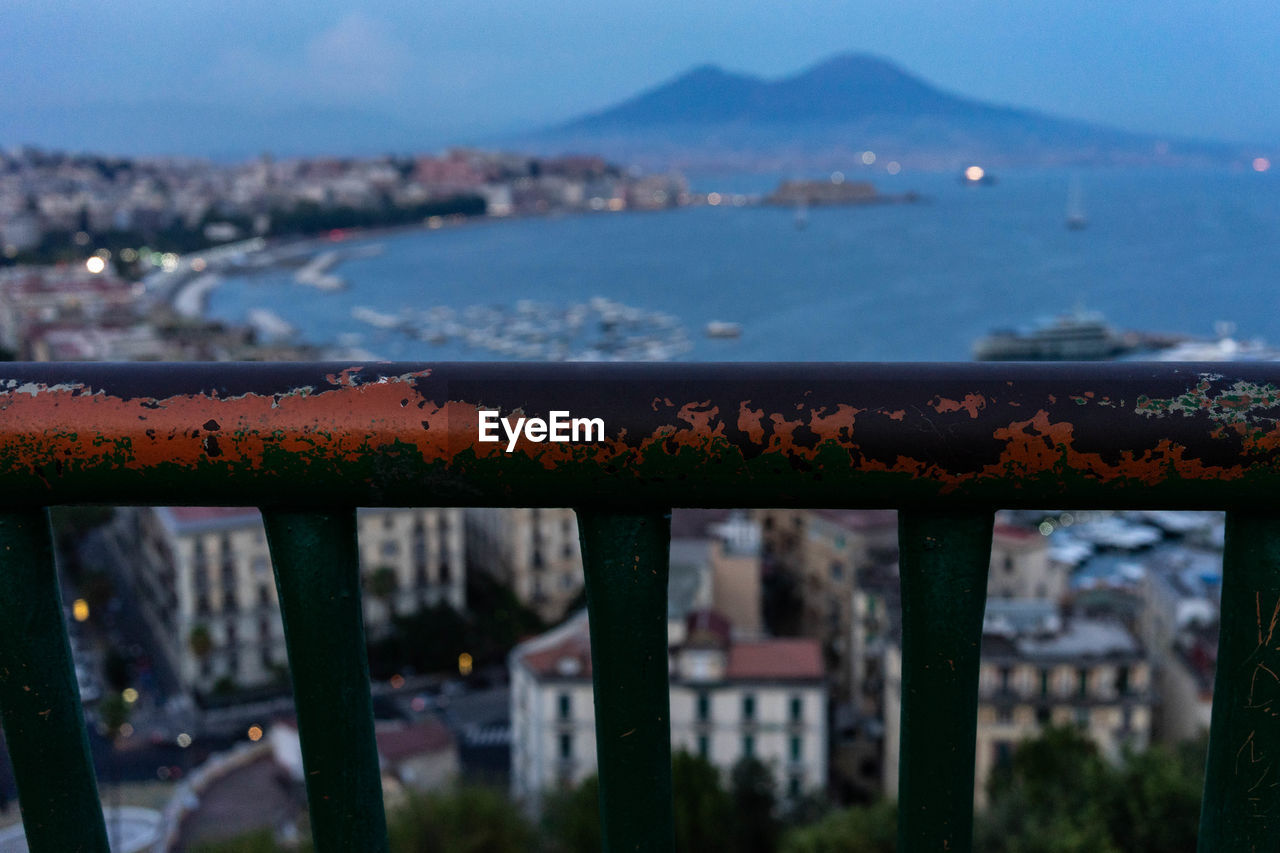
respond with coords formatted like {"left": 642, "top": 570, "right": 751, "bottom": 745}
{"left": 386, "top": 785, "right": 537, "bottom": 853}
{"left": 671, "top": 752, "right": 733, "bottom": 853}
{"left": 188, "top": 624, "right": 213, "bottom": 658}
{"left": 367, "top": 571, "right": 546, "bottom": 679}
{"left": 975, "top": 726, "right": 1205, "bottom": 853}
{"left": 780, "top": 800, "right": 896, "bottom": 853}
{"left": 98, "top": 691, "right": 131, "bottom": 741}
{"left": 191, "top": 829, "right": 284, "bottom": 853}
{"left": 730, "top": 756, "right": 780, "bottom": 853}
{"left": 541, "top": 775, "right": 602, "bottom": 853}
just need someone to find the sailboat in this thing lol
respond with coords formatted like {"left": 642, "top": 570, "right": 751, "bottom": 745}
{"left": 1066, "top": 178, "right": 1087, "bottom": 230}
{"left": 794, "top": 200, "right": 809, "bottom": 230}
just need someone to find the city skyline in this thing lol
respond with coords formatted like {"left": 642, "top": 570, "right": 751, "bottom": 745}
{"left": 4, "top": 1, "right": 1280, "bottom": 157}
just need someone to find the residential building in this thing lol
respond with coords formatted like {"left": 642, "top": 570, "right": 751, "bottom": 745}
{"left": 120, "top": 505, "right": 464, "bottom": 698}
{"left": 883, "top": 600, "right": 1152, "bottom": 807}
{"left": 510, "top": 610, "right": 826, "bottom": 813}
{"left": 757, "top": 508, "right": 898, "bottom": 702}
{"left": 466, "top": 507, "right": 583, "bottom": 622}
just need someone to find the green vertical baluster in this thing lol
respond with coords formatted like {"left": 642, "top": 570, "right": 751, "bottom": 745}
{"left": 261, "top": 509, "right": 389, "bottom": 853}
{"left": 897, "top": 509, "right": 993, "bottom": 853}
{"left": 576, "top": 509, "right": 675, "bottom": 852}
{"left": 1199, "top": 511, "right": 1280, "bottom": 849}
{"left": 0, "top": 510, "right": 110, "bottom": 853}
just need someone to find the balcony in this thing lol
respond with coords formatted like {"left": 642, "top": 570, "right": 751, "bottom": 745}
{"left": 0, "top": 360, "right": 1276, "bottom": 851}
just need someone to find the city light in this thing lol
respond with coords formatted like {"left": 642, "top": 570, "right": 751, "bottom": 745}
{"left": 458, "top": 652, "right": 473, "bottom": 676}
{"left": 122, "top": 687, "right": 139, "bottom": 704}
{"left": 831, "top": 171, "right": 845, "bottom": 184}
{"left": 190, "top": 257, "right": 207, "bottom": 272}
{"left": 177, "top": 733, "right": 192, "bottom": 748}
{"left": 965, "top": 165, "right": 986, "bottom": 182}
{"left": 706, "top": 192, "right": 722, "bottom": 206}
{"left": 1255, "top": 157, "right": 1272, "bottom": 173}
{"left": 72, "top": 598, "right": 90, "bottom": 622}
{"left": 247, "top": 725, "right": 263, "bottom": 742}
{"left": 390, "top": 674, "right": 406, "bottom": 689}
{"left": 886, "top": 161, "right": 902, "bottom": 175}
{"left": 119, "top": 248, "right": 138, "bottom": 262}
{"left": 119, "top": 723, "right": 134, "bottom": 738}
{"left": 861, "top": 151, "right": 876, "bottom": 165}
{"left": 85, "top": 256, "right": 105, "bottom": 274}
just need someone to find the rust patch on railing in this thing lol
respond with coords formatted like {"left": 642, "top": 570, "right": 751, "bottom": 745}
{"left": 1, "top": 362, "right": 1279, "bottom": 507}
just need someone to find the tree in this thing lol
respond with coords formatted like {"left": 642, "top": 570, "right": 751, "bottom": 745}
{"left": 367, "top": 565, "right": 400, "bottom": 619}
{"left": 730, "top": 756, "right": 780, "bottom": 853}
{"left": 541, "top": 775, "right": 602, "bottom": 853}
{"left": 672, "top": 751, "right": 733, "bottom": 853}
{"left": 780, "top": 800, "right": 896, "bottom": 853}
{"left": 188, "top": 624, "right": 214, "bottom": 659}
{"left": 386, "top": 785, "right": 537, "bottom": 853}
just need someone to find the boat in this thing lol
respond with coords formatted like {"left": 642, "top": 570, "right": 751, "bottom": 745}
{"left": 1066, "top": 178, "right": 1087, "bottom": 230}
{"left": 973, "top": 310, "right": 1135, "bottom": 360}
{"left": 705, "top": 321, "right": 742, "bottom": 339}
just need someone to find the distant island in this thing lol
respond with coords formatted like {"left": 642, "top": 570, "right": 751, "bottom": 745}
{"left": 517, "top": 53, "right": 1262, "bottom": 172}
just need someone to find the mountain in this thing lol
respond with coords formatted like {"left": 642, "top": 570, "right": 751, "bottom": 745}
{"left": 521, "top": 54, "right": 1245, "bottom": 171}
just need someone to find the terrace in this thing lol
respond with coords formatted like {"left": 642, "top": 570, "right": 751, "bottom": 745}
{"left": 0, "top": 360, "right": 1275, "bottom": 851}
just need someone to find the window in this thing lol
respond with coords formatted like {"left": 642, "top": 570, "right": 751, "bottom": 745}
{"left": 1004, "top": 555, "right": 1015, "bottom": 573}
{"left": 251, "top": 555, "right": 269, "bottom": 576}
{"left": 381, "top": 540, "right": 399, "bottom": 558}
{"left": 999, "top": 666, "right": 1011, "bottom": 693}
{"left": 1115, "top": 665, "right": 1130, "bottom": 696}
{"left": 559, "top": 733, "right": 573, "bottom": 760}
{"left": 1077, "top": 667, "right": 1089, "bottom": 699}
{"left": 698, "top": 735, "right": 709, "bottom": 759}
{"left": 697, "top": 692, "right": 710, "bottom": 723}
{"left": 830, "top": 561, "right": 844, "bottom": 581}
{"left": 742, "top": 694, "right": 756, "bottom": 722}
{"left": 788, "top": 776, "right": 802, "bottom": 798}
{"left": 1036, "top": 706, "right": 1051, "bottom": 725}
{"left": 790, "top": 735, "right": 802, "bottom": 763}
{"left": 996, "top": 706, "right": 1013, "bottom": 724}
{"left": 1075, "top": 708, "right": 1090, "bottom": 729}
{"left": 994, "top": 741, "right": 1014, "bottom": 768}
{"left": 1039, "top": 669, "right": 1049, "bottom": 698}
{"left": 558, "top": 692, "right": 571, "bottom": 720}
{"left": 789, "top": 695, "right": 803, "bottom": 724}
{"left": 439, "top": 561, "right": 450, "bottom": 583}
{"left": 742, "top": 735, "right": 754, "bottom": 758}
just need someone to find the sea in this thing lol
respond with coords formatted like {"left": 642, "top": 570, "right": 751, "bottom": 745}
{"left": 204, "top": 167, "right": 1280, "bottom": 362}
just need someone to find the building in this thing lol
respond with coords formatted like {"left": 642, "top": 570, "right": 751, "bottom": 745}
{"left": 120, "top": 505, "right": 464, "bottom": 698}
{"left": 466, "top": 508, "right": 583, "bottom": 623}
{"left": 669, "top": 510, "right": 763, "bottom": 643}
{"left": 988, "top": 522, "right": 1067, "bottom": 601}
{"left": 883, "top": 600, "right": 1152, "bottom": 807}
{"left": 1138, "top": 544, "right": 1221, "bottom": 741}
{"left": 757, "top": 508, "right": 898, "bottom": 702}
{"left": 510, "top": 610, "right": 826, "bottom": 813}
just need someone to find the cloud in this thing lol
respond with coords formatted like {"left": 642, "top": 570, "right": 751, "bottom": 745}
{"left": 201, "top": 13, "right": 412, "bottom": 106}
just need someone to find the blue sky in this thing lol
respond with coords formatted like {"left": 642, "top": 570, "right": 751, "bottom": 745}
{"left": 4, "top": 1, "right": 1278, "bottom": 156}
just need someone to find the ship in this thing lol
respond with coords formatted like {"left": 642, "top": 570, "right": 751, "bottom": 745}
{"left": 973, "top": 311, "right": 1139, "bottom": 361}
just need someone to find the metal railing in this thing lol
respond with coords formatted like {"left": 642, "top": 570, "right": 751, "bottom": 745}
{"left": 0, "top": 361, "right": 1277, "bottom": 851}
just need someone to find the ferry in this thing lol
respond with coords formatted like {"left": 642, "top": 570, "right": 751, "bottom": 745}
{"left": 974, "top": 311, "right": 1146, "bottom": 361}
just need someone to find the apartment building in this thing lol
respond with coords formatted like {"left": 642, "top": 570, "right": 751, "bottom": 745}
{"left": 510, "top": 610, "right": 826, "bottom": 813}
{"left": 121, "top": 505, "right": 464, "bottom": 697}
{"left": 883, "top": 600, "right": 1152, "bottom": 806}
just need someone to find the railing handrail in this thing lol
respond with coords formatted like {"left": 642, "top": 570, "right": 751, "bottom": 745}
{"left": 2, "top": 360, "right": 1278, "bottom": 508}
{"left": 1, "top": 359, "right": 1278, "bottom": 852}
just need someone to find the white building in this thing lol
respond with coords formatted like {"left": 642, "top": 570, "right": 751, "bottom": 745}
{"left": 510, "top": 609, "right": 826, "bottom": 813}
{"left": 121, "top": 505, "right": 465, "bottom": 697}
